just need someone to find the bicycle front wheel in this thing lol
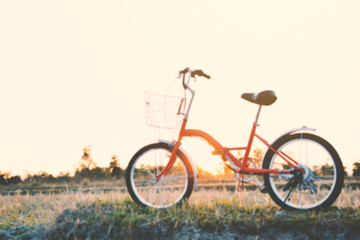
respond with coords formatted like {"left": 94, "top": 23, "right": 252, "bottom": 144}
{"left": 262, "top": 133, "right": 344, "bottom": 211}
{"left": 125, "top": 142, "right": 194, "bottom": 208}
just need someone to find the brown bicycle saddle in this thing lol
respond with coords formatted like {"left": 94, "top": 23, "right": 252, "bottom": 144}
{"left": 241, "top": 90, "right": 277, "bottom": 106}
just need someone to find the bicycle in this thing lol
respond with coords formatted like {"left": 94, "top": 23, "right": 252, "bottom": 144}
{"left": 125, "top": 68, "right": 344, "bottom": 211}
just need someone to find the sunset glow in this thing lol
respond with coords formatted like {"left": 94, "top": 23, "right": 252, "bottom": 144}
{"left": 1, "top": 1, "right": 360, "bottom": 177}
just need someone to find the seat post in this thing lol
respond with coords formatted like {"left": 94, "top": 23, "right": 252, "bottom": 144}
{"left": 255, "top": 105, "right": 262, "bottom": 124}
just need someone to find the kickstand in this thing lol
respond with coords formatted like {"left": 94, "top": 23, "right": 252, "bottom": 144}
{"left": 279, "top": 170, "right": 302, "bottom": 211}
{"left": 279, "top": 184, "right": 295, "bottom": 211}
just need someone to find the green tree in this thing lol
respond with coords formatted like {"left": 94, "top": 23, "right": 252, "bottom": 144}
{"left": 109, "top": 155, "right": 123, "bottom": 178}
{"left": 57, "top": 172, "right": 71, "bottom": 183}
{"left": 8, "top": 175, "right": 22, "bottom": 184}
{"left": 75, "top": 145, "right": 98, "bottom": 180}
{"left": 251, "top": 148, "right": 264, "bottom": 167}
{"left": 352, "top": 162, "right": 360, "bottom": 177}
{"left": 343, "top": 166, "right": 348, "bottom": 176}
{"left": 321, "top": 163, "right": 334, "bottom": 176}
{"left": 89, "top": 167, "right": 107, "bottom": 180}
{"left": 24, "top": 171, "right": 55, "bottom": 184}
{"left": 0, "top": 171, "right": 9, "bottom": 185}
{"left": 79, "top": 145, "right": 97, "bottom": 170}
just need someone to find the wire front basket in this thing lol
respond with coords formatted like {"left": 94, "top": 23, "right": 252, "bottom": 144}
{"left": 144, "top": 92, "right": 184, "bottom": 129}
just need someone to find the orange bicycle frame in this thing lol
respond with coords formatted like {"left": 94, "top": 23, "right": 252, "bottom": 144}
{"left": 156, "top": 69, "right": 300, "bottom": 179}
{"left": 156, "top": 118, "right": 300, "bottom": 179}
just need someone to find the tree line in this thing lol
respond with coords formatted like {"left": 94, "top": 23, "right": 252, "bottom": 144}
{"left": 0, "top": 145, "right": 124, "bottom": 186}
{"left": 1, "top": 146, "right": 360, "bottom": 186}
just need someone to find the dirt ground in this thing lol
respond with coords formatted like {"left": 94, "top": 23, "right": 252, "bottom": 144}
{"left": 1, "top": 223, "right": 359, "bottom": 240}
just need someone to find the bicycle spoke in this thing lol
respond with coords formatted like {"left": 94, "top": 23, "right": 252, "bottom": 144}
{"left": 296, "top": 190, "right": 303, "bottom": 205}
{"left": 135, "top": 168, "right": 156, "bottom": 177}
{"left": 263, "top": 133, "right": 343, "bottom": 210}
{"left": 164, "top": 174, "right": 188, "bottom": 182}
{"left": 134, "top": 178, "right": 157, "bottom": 187}
{"left": 126, "top": 142, "right": 194, "bottom": 208}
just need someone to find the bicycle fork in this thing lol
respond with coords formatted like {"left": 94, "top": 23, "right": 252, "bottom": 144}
{"left": 156, "top": 140, "right": 182, "bottom": 180}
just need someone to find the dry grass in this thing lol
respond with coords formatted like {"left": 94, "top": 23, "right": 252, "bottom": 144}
{"left": 1, "top": 186, "right": 360, "bottom": 232}
{"left": 0, "top": 190, "right": 127, "bottom": 230}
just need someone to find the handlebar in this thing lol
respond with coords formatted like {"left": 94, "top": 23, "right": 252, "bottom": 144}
{"left": 179, "top": 67, "right": 211, "bottom": 90}
{"left": 179, "top": 67, "right": 211, "bottom": 79}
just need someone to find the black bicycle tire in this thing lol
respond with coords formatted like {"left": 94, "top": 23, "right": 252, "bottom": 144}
{"left": 262, "top": 133, "right": 344, "bottom": 211}
{"left": 125, "top": 142, "right": 194, "bottom": 208}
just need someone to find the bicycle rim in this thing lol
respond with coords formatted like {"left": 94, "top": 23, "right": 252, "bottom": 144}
{"left": 128, "top": 146, "right": 190, "bottom": 208}
{"left": 267, "top": 135, "right": 339, "bottom": 210}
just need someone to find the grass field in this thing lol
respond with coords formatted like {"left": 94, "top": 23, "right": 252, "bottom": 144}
{"left": 1, "top": 179, "right": 360, "bottom": 239}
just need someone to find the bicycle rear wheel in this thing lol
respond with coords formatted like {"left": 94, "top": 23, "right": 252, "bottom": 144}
{"left": 125, "top": 142, "right": 194, "bottom": 208}
{"left": 262, "top": 133, "right": 344, "bottom": 211}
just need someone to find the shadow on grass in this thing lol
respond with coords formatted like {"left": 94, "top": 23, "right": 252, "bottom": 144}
{"left": 34, "top": 201, "right": 360, "bottom": 240}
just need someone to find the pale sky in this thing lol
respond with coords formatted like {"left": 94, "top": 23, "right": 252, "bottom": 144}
{"left": 0, "top": 1, "right": 360, "bottom": 177}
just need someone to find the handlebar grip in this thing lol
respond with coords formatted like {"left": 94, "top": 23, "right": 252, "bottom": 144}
{"left": 180, "top": 68, "right": 210, "bottom": 89}
{"left": 191, "top": 70, "right": 211, "bottom": 79}
{"left": 202, "top": 73, "right": 211, "bottom": 79}
{"left": 179, "top": 67, "right": 190, "bottom": 75}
